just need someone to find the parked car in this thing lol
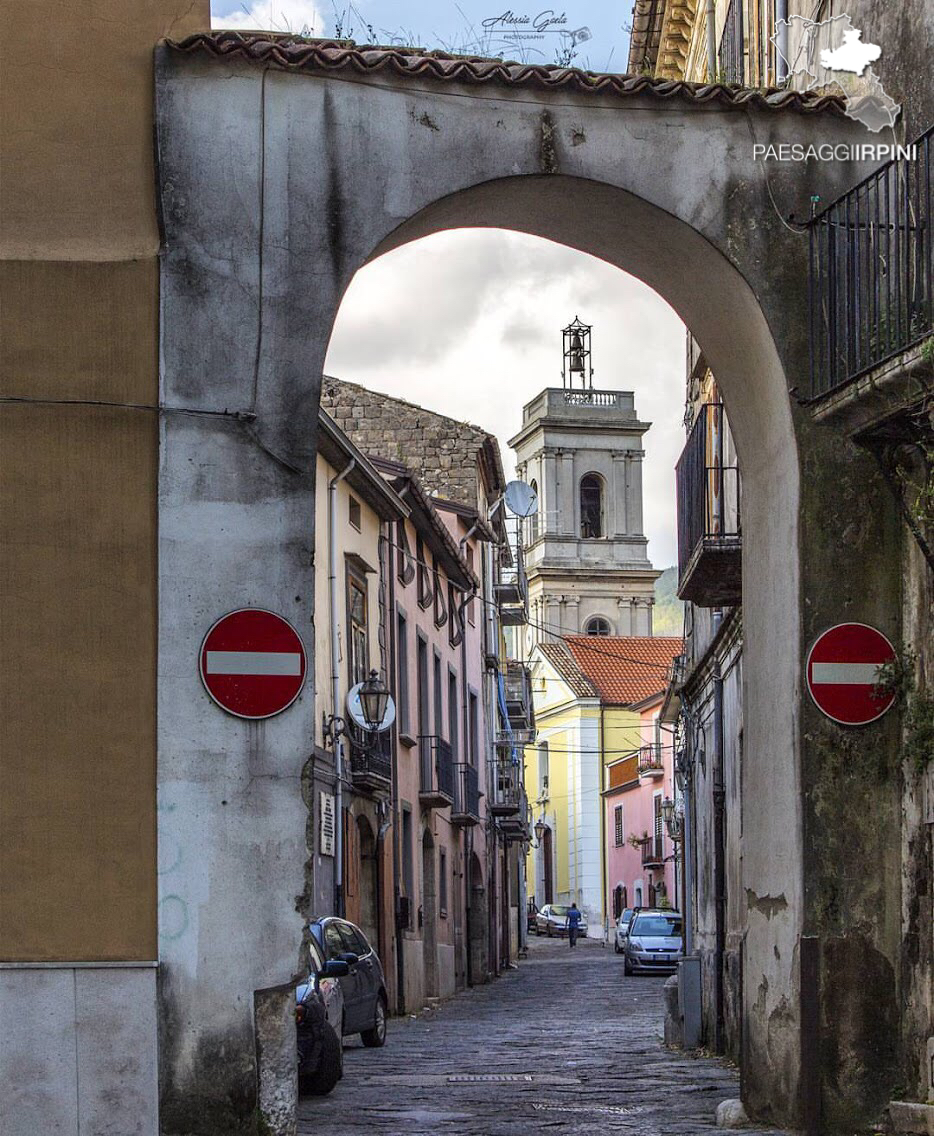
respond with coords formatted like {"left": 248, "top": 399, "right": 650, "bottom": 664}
{"left": 614, "top": 908, "right": 635, "bottom": 954}
{"left": 295, "top": 934, "right": 348, "bottom": 1094}
{"left": 308, "top": 916, "right": 388, "bottom": 1046}
{"left": 534, "top": 903, "right": 588, "bottom": 938}
{"left": 623, "top": 909, "right": 683, "bottom": 975}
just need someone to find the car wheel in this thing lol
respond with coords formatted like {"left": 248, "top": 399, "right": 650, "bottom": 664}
{"left": 301, "top": 1023, "right": 342, "bottom": 1096}
{"left": 624, "top": 956, "right": 633, "bottom": 976}
{"left": 614, "top": 941, "right": 621, "bottom": 954}
{"left": 546, "top": 924, "right": 553, "bottom": 937}
{"left": 361, "top": 994, "right": 387, "bottom": 1048}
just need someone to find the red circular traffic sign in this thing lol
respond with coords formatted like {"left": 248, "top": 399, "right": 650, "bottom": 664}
{"left": 199, "top": 609, "right": 307, "bottom": 720}
{"left": 806, "top": 622, "right": 896, "bottom": 726}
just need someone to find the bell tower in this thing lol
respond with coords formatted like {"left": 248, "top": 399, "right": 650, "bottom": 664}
{"left": 508, "top": 320, "right": 660, "bottom": 649}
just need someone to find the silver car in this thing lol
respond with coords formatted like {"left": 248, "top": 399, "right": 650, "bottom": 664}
{"left": 623, "top": 910, "right": 683, "bottom": 975}
{"left": 614, "top": 908, "right": 635, "bottom": 953}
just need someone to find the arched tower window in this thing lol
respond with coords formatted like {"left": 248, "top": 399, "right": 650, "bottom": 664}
{"left": 580, "top": 474, "right": 603, "bottom": 538}
{"left": 585, "top": 616, "right": 611, "bottom": 636}
{"left": 528, "top": 479, "right": 539, "bottom": 544}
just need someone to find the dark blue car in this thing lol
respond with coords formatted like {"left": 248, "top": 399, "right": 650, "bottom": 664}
{"left": 308, "top": 916, "right": 388, "bottom": 1047}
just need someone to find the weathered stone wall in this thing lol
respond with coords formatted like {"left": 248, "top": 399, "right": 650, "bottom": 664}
{"left": 321, "top": 376, "right": 491, "bottom": 508}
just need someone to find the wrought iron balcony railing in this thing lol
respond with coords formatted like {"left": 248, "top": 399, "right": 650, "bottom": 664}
{"left": 451, "top": 762, "right": 481, "bottom": 826}
{"left": 503, "top": 661, "right": 535, "bottom": 733}
{"left": 675, "top": 402, "right": 741, "bottom": 607}
{"left": 641, "top": 835, "right": 665, "bottom": 867}
{"left": 498, "top": 782, "right": 530, "bottom": 841}
{"left": 637, "top": 743, "right": 665, "bottom": 778}
{"left": 494, "top": 536, "right": 529, "bottom": 626}
{"left": 489, "top": 758, "right": 521, "bottom": 816}
{"left": 809, "top": 126, "right": 932, "bottom": 398}
{"left": 418, "top": 735, "right": 454, "bottom": 808}
{"left": 348, "top": 727, "right": 392, "bottom": 792}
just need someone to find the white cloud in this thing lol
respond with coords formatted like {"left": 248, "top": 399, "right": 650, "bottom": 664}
{"left": 213, "top": 0, "right": 323, "bottom": 34}
{"left": 325, "top": 229, "right": 687, "bottom": 568}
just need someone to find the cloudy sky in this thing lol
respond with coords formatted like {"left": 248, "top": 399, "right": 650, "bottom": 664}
{"left": 207, "top": 5, "right": 684, "bottom": 566}
{"left": 325, "top": 231, "right": 686, "bottom": 569}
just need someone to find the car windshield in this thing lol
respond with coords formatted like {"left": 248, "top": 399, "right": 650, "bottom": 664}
{"left": 549, "top": 905, "right": 570, "bottom": 917}
{"left": 632, "top": 914, "right": 682, "bottom": 937}
{"left": 618, "top": 909, "right": 633, "bottom": 925}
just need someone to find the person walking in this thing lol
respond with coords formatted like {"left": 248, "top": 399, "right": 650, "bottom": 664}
{"left": 566, "top": 903, "right": 583, "bottom": 948}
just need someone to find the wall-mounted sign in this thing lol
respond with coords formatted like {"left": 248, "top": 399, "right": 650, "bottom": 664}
{"left": 199, "top": 608, "right": 306, "bottom": 719}
{"left": 806, "top": 622, "right": 897, "bottom": 726}
{"left": 319, "top": 792, "right": 335, "bottom": 857}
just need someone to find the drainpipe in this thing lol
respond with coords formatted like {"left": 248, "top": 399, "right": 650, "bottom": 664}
{"left": 712, "top": 653, "right": 726, "bottom": 1054}
{"left": 600, "top": 704, "right": 608, "bottom": 944}
{"left": 329, "top": 458, "right": 355, "bottom": 918}
{"left": 390, "top": 491, "right": 411, "bottom": 1014}
{"left": 706, "top": 0, "right": 717, "bottom": 80}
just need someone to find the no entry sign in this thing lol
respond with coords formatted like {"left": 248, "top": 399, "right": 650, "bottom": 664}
{"left": 200, "top": 609, "right": 307, "bottom": 720}
{"left": 806, "top": 622, "right": 896, "bottom": 726}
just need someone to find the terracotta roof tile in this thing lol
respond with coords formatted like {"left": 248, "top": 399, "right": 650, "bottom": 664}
{"left": 565, "top": 636, "right": 683, "bottom": 705}
{"left": 166, "top": 33, "right": 847, "bottom": 117}
{"left": 537, "top": 643, "right": 599, "bottom": 699}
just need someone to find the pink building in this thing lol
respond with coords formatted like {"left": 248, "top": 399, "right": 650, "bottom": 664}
{"left": 605, "top": 694, "right": 680, "bottom": 919}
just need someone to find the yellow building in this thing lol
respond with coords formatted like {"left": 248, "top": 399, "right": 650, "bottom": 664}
{"left": 525, "top": 636, "right": 683, "bottom": 936}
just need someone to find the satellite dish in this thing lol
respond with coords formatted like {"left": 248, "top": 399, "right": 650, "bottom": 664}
{"left": 503, "top": 480, "right": 538, "bottom": 518}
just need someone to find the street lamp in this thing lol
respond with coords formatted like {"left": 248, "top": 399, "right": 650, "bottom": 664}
{"left": 358, "top": 670, "right": 390, "bottom": 731}
{"left": 533, "top": 818, "right": 547, "bottom": 845}
{"left": 661, "top": 796, "right": 684, "bottom": 842}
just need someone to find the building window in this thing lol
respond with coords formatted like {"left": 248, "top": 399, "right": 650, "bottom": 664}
{"left": 528, "top": 479, "right": 539, "bottom": 544}
{"left": 448, "top": 668, "right": 458, "bottom": 760}
{"left": 397, "top": 521, "right": 415, "bottom": 586}
{"left": 580, "top": 474, "right": 603, "bottom": 538}
{"left": 439, "top": 847, "right": 448, "bottom": 916}
{"left": 349, "top": 495, "right": 361, "bottom": 531}
{"left": 448, "top": 582, "right": 464, "bottom": 647}
{"left": 468, "top": 690, "right": 479, "bottom": 766}
{"left": 396, "top": 609, "right": 409, "bottom": 735}
{"left": 538, "top": 741, "right": 549, "bottom": 798}
{"left": 416, "top": 536, "right": 432, "bottom": 609}
{"left": 433, "top": 568, "right": 448, "bottom": 628}
{"left": 433, "top": 651, "right": 443, "bottom": 740}
{"left": 614, "top": 804, "right": 624, "bottom": 847}
{"left": 465, "top": 547, "right": 476, "bottom": 626}
{"left": 347, "top": 569, "right": 368, "bottom": 686}
{"left": 585, "top": 616, "right": 611, "bottom": 636}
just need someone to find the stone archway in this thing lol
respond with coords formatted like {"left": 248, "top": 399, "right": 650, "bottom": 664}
{"left": 356, "top": 815, "right": 378, "bottom": 949}
{"left": 154, "top": 33, "right": 882, "bottom": 1132}
{"left": 468, "top": 852, "right": 488, "bottom": 985}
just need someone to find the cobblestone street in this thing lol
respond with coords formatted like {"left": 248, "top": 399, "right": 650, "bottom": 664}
{"left": 300, "top": 936, "right": 787, "bottom": 1135}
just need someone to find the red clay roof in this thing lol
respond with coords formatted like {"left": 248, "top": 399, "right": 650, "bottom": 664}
{"left": 538, "top": 643, "right": 599, "bottom": 700}
{"left": 565, "top": 636, "right": 683, "bottom": 705}
{"left": 166, "top": 33, "right": 846, "bottom": 117}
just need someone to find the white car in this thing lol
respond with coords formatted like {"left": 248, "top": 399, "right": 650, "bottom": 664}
{"left": 534, "top": 903, "right": 588, "bottom": 937}
{"left": 614, "top": 908, "right": 635, "bottom": 953}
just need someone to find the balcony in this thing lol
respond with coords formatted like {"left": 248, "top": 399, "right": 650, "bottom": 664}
{"left": 451, "top": 762, "right": 481, "bottom": 826}
{"left": 418, "top": 736, "right": 454, "bottom": 808}
{"left": 503, "top": 661, "right": 535, "bottom": 734}
{"left": 489, "top": 757, "right": 521, "bottom": 817}
{"left": 637, "top": 744, "right": 664, "bottom": 780}
{"left": 675, "top": 402, "right": 741, "bottom": 608}
{"left": 348, "top": 730, "right": 392, "bottom": 793}
{"left": 808, "top": 126, "right": 932, "bottom": 399}
{"left": 494, "top": 539, "right": 529, "bottom": 626}
{"left": 641, "top": 835, "right": 665, "bottom": 868}
{"left": 498, "top": 783, "right": 530, "bottom": 841}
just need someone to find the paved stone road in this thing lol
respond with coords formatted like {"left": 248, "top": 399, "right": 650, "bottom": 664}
{"left": 299, "top": 935, "right": 788, "bottom": 1135}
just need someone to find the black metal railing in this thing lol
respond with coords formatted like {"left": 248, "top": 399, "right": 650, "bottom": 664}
{"left": 809, "top": 127, "right": 932, "bottom": 398}
{"left": 418, "top": 735, "right": 454, "bottom": 803}
{"left": 675, "top": 403, "right": 741, "bottom": 584}
{"left": 718, "top": 0, "right": 744, "bottom": 84}
{"left": 453, "top": 762, "right": 480, "bottom": 821}
{"left": 503, "top": 661, "right": 534, "bottom": 732}
{"left": 348, "top": 728, "right": 392, "bottom": 787}
{"left": 641, "top": 835, "right": 665, "bottom": 866}
{"left": 489, "top": 756, "right": 521, "bottom": 815}
{"left": 637, "top": 743, "right": 664, "bottom": 776}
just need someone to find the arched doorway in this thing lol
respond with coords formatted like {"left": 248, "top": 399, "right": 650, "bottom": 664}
{"left": 421, "top": 829, "right": 438, "bottom": 1001}
{"left": 356, "top": 815, "right": 378, "bottom": 949}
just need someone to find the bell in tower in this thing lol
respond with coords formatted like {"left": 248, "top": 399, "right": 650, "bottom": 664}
{"left": 562, "top": 316, "right": 593, "bottom": 390}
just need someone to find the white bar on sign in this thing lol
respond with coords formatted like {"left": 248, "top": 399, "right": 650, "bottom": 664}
{"left": 811, "top": 662, "right": 880, "bottom": 685}
{"left": 206, "top": 651, "right": 302, "bottom": 676}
